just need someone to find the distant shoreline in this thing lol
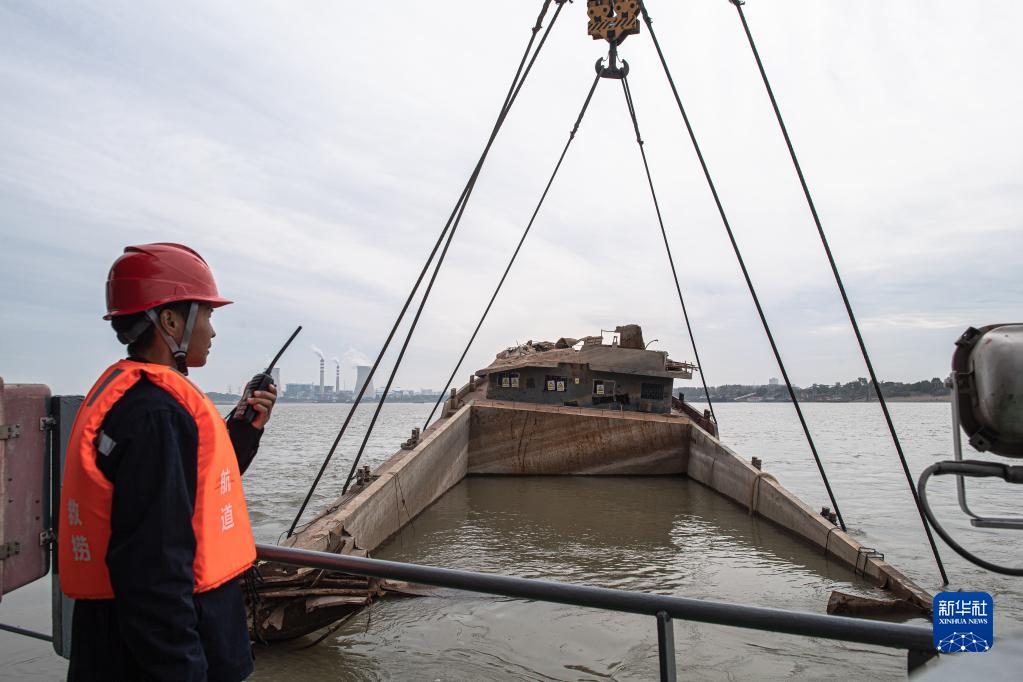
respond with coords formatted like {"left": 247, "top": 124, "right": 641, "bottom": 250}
{"left": 210, "top": 380, "right": 952, "bottom": 406}
{"left": 685, "top": 395, "right": 949, "bottom": 404}
{"left": 682, "top": 378, "right": 950, "bottom": 404}
{"left": 212, "top": 396, "right": 950, "bottom": 406}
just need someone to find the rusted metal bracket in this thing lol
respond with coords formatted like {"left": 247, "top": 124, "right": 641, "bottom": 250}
{"left": 854, "top": 547, "right": 884, "bottom": 577}
{"left": 354, "top": 465, "right": 374, "bottom": 488}
{"left": 0, "top": 541, "right": 21, "bottom": 561}
{"left": 39, "top": 416, "right": 56, "bottom": 431}
{"left": 0, "top": 423, "right": 20, "bottom": 440}
{"left": 400, "top": 428, "right": 421, "bottom": 451}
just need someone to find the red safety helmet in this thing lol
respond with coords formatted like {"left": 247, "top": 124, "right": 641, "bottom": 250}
{"left": 104, "top": 243, "right": 232, "bottom": 319}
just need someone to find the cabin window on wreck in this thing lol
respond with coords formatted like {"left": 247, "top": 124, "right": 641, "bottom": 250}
{"left": 641, "top": 383, "right": 665, "bottom": 400}
{"left": 545, "top": 375, "right": 567, "bottom": 392}
{"left": 525, "top": 377, "right": 535, "bottom": 389}
{"left": 593, "top": 379, "right": 616, "bottom": 396}
{"left": 496, "top": 372, "right": 520, "bottom": 389}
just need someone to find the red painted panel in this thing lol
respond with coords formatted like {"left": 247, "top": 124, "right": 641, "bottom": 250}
{"left": 0, "top": 378, "right": 51, "bottom": 598}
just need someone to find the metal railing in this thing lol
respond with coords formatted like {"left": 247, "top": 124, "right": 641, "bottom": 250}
{"left": 256, "top": 544, "right": 936, "bottom": 680}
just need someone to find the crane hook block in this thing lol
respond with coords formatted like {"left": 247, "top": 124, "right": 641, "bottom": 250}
{"left": 587, "top": 0, "right": 641, "bottom": 45}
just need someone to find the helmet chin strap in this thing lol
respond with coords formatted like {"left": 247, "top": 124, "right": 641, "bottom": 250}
{"left": 145, "top": 302, "right": 199, "bottom": 375}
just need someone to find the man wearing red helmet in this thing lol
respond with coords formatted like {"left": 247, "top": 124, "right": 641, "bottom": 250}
{"left": 59, "top": 244, "right": 275, "bottom": 681}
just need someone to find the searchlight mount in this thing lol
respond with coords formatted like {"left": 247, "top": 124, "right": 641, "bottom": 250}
{"left": 918, "top": 324, "right": 1023, "bottom": 575}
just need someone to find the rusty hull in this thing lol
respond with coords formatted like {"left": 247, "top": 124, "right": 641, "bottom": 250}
{"left": 255, "top": 385, "right": 933, "bottom": 640}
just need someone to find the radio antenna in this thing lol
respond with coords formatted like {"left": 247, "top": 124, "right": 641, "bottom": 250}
{"left": 265, "top": 326, "right": 302, "bottom": 373}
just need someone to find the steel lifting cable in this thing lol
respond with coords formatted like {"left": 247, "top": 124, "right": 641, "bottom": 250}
{"left": 423, "top": 73, "right": 603, "bottom": 430}
{"left": 728, "top": 0, "right": 948, "bottom": 583}
{"left": 286, "top": 0, "right": 563, "bottom": 538}
{"left": 620, "top": 75, "right": 717, "bottom": 426}
{"left": 335, "top": 0, "right": 570, "bottom": 499}
{"left": 637, "top": 0, "right": 847, "bottom": 531}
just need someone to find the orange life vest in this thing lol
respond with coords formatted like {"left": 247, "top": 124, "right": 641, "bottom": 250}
{"left": 58, "top": 360, "right": 256, "bottom": 599}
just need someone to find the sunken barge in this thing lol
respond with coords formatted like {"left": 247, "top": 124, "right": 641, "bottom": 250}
{"left": 248, "top": 325, "right": 932, "bottom": 641}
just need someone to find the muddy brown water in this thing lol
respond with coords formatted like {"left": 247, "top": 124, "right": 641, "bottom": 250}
{"left": 2, "top": 402, "right": 1020, "bottom": 680}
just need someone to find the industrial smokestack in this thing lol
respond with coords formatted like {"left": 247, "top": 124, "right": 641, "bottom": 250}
{"left": 310, "top": 346, "right": 325, "bottom": 399}
{"left": 334, "top": 358, "right": 340, "bottom": 393}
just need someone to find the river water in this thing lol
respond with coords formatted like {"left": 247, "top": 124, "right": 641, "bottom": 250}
{"left": 2, "top": 402, "right": 1020, "bottom": 680}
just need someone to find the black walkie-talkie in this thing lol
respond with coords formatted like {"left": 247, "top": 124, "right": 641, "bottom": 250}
{"left": 233, "top": 325, "right": 302, "bottom": 424}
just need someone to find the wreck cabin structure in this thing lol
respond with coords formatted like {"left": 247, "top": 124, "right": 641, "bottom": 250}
{"left": 476, "top": 327, "right": 694, "bottom": 414}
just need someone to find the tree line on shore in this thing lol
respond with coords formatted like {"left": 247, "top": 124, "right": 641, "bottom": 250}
{"left": 682, "top": 377, "right": 949, "bottom": 403}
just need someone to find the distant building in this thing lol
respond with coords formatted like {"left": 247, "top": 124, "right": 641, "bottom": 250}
{"left": 355, "top": 365, "right": 374, "bottom": 399}
{"left": 768, "top": 377, "right": 780, "bottom": 386}
{"left": 388, "top": 388, "right": 408, "bottom": 398}
{"left": 284, "top": 383, "right": 318, "bottom": 400}
{"left": 476, "top": 325, "right": 694, "bottom": 415}
{"left": 271, "top": 368, "right": 281, "bottom": 390}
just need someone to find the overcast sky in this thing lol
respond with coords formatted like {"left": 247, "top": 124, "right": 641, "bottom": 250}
{"left": 1, "top": 0, "right": 1020, "bottom": 396}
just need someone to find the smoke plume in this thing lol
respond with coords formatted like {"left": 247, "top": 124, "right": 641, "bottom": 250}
{"left": 343, "top": 347, "right": 370, "bottom": 366}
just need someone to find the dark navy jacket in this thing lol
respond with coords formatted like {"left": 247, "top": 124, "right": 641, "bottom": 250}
{"left": 68, "top": 375, "right": 262, "bottom": 682}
